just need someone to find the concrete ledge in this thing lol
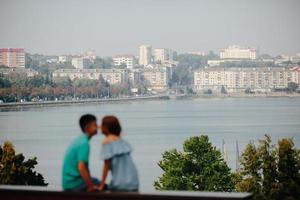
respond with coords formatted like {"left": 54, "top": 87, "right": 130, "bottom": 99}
{"left": 0, "top": 186, "right": 252, "bottom": 200}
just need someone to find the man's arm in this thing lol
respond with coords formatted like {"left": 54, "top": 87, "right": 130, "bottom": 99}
{"left": 78, "top": 161, "right": 97, "bottom": 192}
{"left": 98, "top": 159, "right": 110, "bottom": 191}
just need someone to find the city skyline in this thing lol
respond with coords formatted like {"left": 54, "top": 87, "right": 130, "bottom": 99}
{"left": 0, "top": 0, "right": 300, "bottom": 56}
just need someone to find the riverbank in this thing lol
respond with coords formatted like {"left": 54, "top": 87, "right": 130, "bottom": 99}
{"left": 0, "top": 95, "right": 170, "bottom": 109}
{"left": 193, "top": 92, "right": 300, "bottom": 99}
{"left": 1, "top": 93, "right": 299, "bottom": 109}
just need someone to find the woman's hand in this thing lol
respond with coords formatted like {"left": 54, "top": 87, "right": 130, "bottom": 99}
{"left": 87, "top": 185, "right": 98, "bottom": 192}
{"left": 98, "top": 183, "right": 106, "bottom": 191}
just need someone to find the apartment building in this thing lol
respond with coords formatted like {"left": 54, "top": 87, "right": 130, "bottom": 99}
{"left": 113, "top": 54, "right": 136, "bottom": 69}
{"left": 154, "top": 48, "right": 176, "bottom": 63}
{"left": 52, "top": 68, "right": 128, "bottom": 85}
{"left": 220, "top": 45, "right": 257, "bottom": 60}
{"left": 0, "top": 68, "right": 38, "bottom": 77}
{"left": 0, "top": 48, "right": 25, "bottom": 68}
{"left": 194, "top": 67, "right": 299, "bottom": 92}
{"left": 142, "top": 65, "right": 172, "bottom": 91}
{"left": 139, "top": 45, "right": 152, "bottom": 66}
{"left": 71, "top": 57, "right": 90, "bottom": 69}
{"left": 128, "top": 69, "right": 141, "bottom": 85}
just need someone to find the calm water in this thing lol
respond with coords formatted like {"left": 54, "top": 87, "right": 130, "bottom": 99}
{"left": 0, "top": 98, "right": 300, "bottom": 191}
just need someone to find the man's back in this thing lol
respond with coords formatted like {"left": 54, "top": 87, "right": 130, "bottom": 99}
{"left": 62, "top": 134, "right": 90, "bottom": 190}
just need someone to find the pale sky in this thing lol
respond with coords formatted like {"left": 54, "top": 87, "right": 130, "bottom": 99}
{"left": 0, "top": 0, "right": 299, "bottom": 56}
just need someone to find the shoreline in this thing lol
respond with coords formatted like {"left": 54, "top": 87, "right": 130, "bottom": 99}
{"left": 0, "top": 93, "right": 300, "bottom": 109}
{"left": 0, "top": 95, "right": 170, "bottom": 109}
{"left": 193, "top": 93, "right": 300, "bottom": 99}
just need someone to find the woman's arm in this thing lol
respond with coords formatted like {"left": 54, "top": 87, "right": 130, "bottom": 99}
{"left": 98, "top": 159, "right": 110, "bottom": 191}
{"left": 78, "top": 161, "right": 97, "bottom": 192}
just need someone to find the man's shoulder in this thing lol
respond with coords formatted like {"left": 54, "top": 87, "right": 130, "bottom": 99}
{"left": 72, "top": 134, "right": 89, "bottom": 147}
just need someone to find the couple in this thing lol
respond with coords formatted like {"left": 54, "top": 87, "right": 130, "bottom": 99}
{"left": 62, "top": 114, "right": 139, "bottom": 192}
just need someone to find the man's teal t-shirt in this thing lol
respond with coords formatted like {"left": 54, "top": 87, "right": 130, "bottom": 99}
{"left": 62, "top": 134, "right": 90, "bottom": 190}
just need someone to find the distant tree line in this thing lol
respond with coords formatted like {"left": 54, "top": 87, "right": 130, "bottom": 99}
{"left": 0, "top": 74, "right": 133, "bottom": 103}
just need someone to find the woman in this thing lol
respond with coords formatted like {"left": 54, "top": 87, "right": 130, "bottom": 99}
{"left": 98, "top": 115, "right": 139, "bottom": 192}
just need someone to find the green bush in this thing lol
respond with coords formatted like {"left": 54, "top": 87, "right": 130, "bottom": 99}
{"left": 0, "top": 141, "right": 47, "bottom": 186}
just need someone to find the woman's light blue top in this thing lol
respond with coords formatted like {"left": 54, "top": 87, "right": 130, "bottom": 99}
{"left": 100, "top": 139, "right": 139, "bottom": 191}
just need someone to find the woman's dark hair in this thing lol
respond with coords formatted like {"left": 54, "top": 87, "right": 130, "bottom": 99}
{"left": 79, "top": 114, "right": 97, "bottom": 132}
{"left": 102, "top": 115, "right": 122, "bottom": 136}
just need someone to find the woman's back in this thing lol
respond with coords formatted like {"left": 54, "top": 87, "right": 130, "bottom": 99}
{"left": 100, "top": 139, "right": 139, "bottom": 191}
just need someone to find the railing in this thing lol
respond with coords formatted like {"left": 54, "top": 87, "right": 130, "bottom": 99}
{"left": 0, "top": 186, "right": 252, "bottom": 200}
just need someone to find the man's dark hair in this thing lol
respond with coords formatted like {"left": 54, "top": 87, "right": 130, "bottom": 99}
{"left": 79, "top": 114, "right": 97, "bottom": 132}
{"left": 102, "top": 115, "right": 122, "bottom": 136}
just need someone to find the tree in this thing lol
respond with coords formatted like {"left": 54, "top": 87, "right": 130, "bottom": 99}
{"left": 53, "top": 77, "right": 72, "bottom": 87}
{"left": 287, "top": 82, "right": 298, "bottom": 93}
{"left": 154, "top": 135, "right": 234, "bottom": 192}
{"left": 204, "top": 89, "right": 213, "bottom": 95}
{"left": 245, "top": 88, "right": 254, "bottom": 94}
{"left": 221, "top": 85, "right": 227, "bottom": 94}
{"left": 277, "top": 138, "right": 300, "bottom": 199}
{"left": 0, "top": 77, "right": 11, "bottom": 88}
{"left": 235, "top": 135, "right": 300, "bottom": 200}
{"left": 0, "top": 141, "right": 47, "bottom": 186}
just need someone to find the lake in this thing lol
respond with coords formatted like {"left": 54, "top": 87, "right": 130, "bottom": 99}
{"left": 0, "top": 97, "right": 300, "bottom": 191}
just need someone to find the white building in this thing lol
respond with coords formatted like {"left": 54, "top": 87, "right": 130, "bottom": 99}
{"left": 53, "top": 68, "right": 128, "bottom": 85}
{"left": 142, "top": 65, "right": 172, "bottom": 91}
{"left": 154, "top": 48, "right": 168, "bottom": 63}
{"left": 139, "top": 45, "right": 152, "bottom": 66}
{"left": 58, "top": 55, "right": 71, "bottom": 63}
{"left": 128, "top": 68, "right": 141, "bottom": 85}
{"left": 0, "top": 68, "right": 38, "bottom": 77}
{"left": 194, "top": 67, "right": 299, "bottom": 92}
{"left": 154, "top": 48, "right": 176, "bottom": 63}
{"left": 113, "top": 54, "right": 136, "bottom": 69}
{"left": 187, "top": 51, "right": 206, "bottom": 56}
{"left": 83, "top": 50, "right": 96, "bottom": 61}
{"left": 220, "top": 45, "right": 257, "bottom": 60}
{"left": 71, "top": 57, "right": 90, "bottom": 69}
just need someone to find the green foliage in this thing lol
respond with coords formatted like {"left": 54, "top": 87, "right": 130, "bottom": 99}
{"left": 73, "top": 78, "right": 99, "bottom": 87}
{"left": 287, "top": 82, "right": 298, "bottom": 92}
{"left": 53, "top": 77, "right": 72, "bottom": 87}
{"left": 154, "top": 135, "right": 234, "bottom": 192}
{"left": 245, "top": 88, "right": 254, "bottom": 94}
{"left": 0, "top": 141, "right": 47, "bottom": 186}
{"left": 204, "top": 89, "right": 213, "bottom": 95}
{"left": 235, "top": 135, "right": 300, "bottom": 200}
{"left": 221, "top": 85, "right": 227, "bottom": 94}
{"left": 90, "top": 57, "right": 113, "bottom": 69}
{"left": 219, "top": 60, "right": 276, "bottom": 68}
{"left": 171, "top": 52, "right": 218, "bottom": 86}
{"left": 171, "top": 66, "right": 191, "bottom": 85}
{"left": 0, "top": 77, "right": 11, "bottom": 88}
{"left": 177, "top": 52, "right": 218, "bottom": 69}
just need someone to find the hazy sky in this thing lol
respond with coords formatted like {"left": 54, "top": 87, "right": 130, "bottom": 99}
{"left": 0, "top": 0, "right": 299, "bottom": 56}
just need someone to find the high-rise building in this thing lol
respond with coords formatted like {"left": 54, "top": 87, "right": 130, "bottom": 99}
{"left": 139, "top": 45, "right": 152, "bottom": 66}
{"left": 220, "top": 45, "right": 257, "bottom": 60}
{"left": 71, "top": 57, "right": 90, "bottom": 69}
{"left": 154, "top": 48, "right": 168, "bottom": 63}
{"left": 113, "top": 54, "right": 136, "bottom": 69}
{"left": 154, "top": 48, "right": 176, "bottom": 63}
{"left": 83, "top": 50, "right": 96, "bottom": 61}
{"left": 0, "top": 48, "right": 25, "bottom": 68}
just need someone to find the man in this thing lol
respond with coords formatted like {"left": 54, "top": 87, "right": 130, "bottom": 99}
{"left": 62, "top": 114, "right": 98, "bottom": 192}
